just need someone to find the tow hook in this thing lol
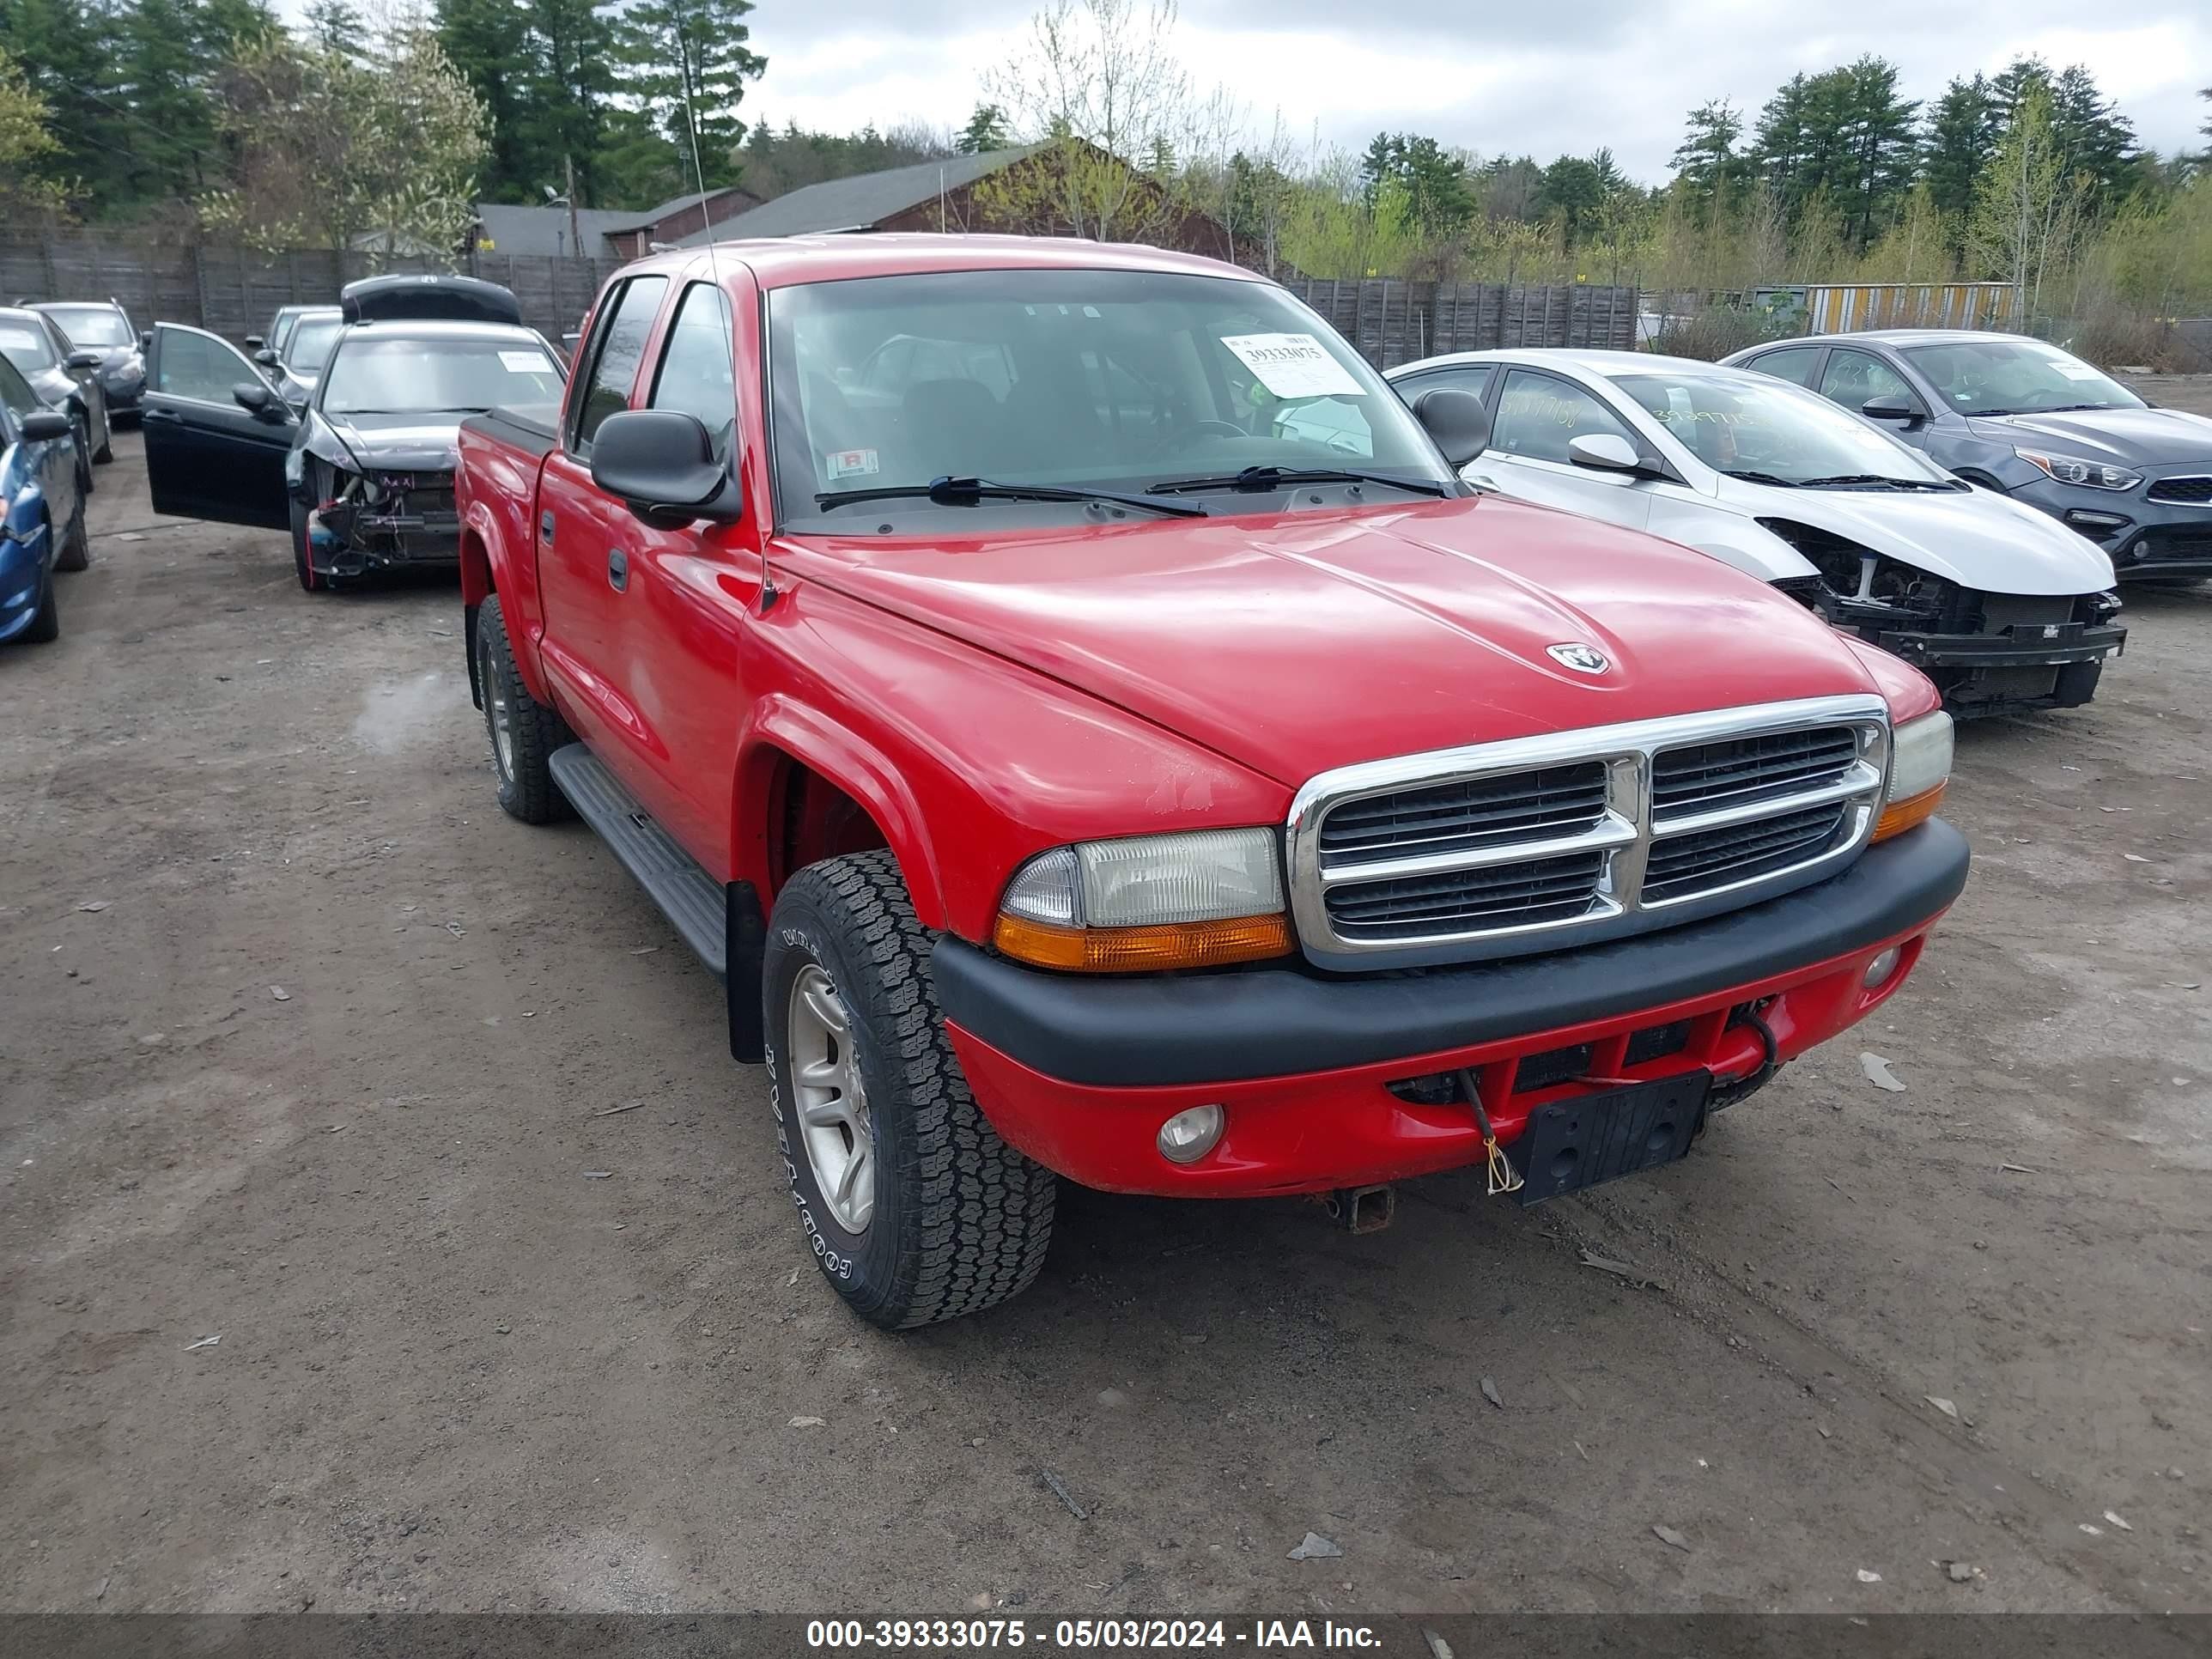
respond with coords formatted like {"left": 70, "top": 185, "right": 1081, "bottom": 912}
{"left": 1322, "top": 1184, "right": 1396, "bottom": 1234}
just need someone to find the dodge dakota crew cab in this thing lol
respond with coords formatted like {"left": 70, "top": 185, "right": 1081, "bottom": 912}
{"left": 454, "top": 234, "right": 1970, "bottom": 1329}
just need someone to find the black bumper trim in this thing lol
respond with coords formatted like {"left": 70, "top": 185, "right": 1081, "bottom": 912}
{"left": 1877, "top": 623, "right": 2126, "bottom": 669}
{"left": 933, "top": 820, "right": 1970, "bottom": 1089}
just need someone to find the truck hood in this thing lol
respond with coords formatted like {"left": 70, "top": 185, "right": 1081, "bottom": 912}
{"left": 1967, "top": 405, "right": 2212, "bottom": 466}
{"left": 309, "top": 410, "right": 462, "bottom": 475}
{"left": 1741, "top": 482, "right": 2116, "bottom": 597}
{"left": 777, "top": 496, "right": 1890, "bottom": 787}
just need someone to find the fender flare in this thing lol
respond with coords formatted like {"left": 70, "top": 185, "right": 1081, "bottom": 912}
{"left": 459, "top": 499, "right": 558, "bottom": 708}
{"left": 738, "top": 695, "right": 947, "bottom": 931}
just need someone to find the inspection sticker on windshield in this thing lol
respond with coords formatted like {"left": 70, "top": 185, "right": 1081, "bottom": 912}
{"left": 499, "top": 349, "right": 556, "bottom": 374}
{"left": 1220, "top": 332, "right": 1364, "bottom": 400}
{"left": 826, "top": 447, "right": 878, "bottom": 480}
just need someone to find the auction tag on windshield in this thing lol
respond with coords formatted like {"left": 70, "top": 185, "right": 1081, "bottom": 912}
{"left": 499, "top": 349, "right": 556, "bottom": 374}
{"left": 1220, "top": 332, "right": 1364, "bottom": 400}
{"left": 826, "top": 447, "right": 878, "bottom": 480}
{"left": 2056, "top": 364, "right": 2103, "bottom": 380}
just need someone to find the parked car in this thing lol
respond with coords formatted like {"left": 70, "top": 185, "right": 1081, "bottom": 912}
{"left": 257, "top": 305, "right": 342, "bottom": 404}
{"left": 0, "top": 305, "right": 112, "bottom": 487}
{"left": 1724, "top": 330, "right": 2212, "bottom": 583}
{"left": 453, "top": 235, "right": 1970, "bottom": 1328}
{"left": 0, "top": 350, "right": 90, "bottom": 645}
{"left": 1365, "top": 350, "right": 2124, "bottom": 715}
{"left": 247, "top": 304, "right": 312, "bottom": 360}
{"left": 28, "top": 299, "right": 146, "bottom": 422}
{"left": 142, "top": 275, "right": 564, "bottom": 592}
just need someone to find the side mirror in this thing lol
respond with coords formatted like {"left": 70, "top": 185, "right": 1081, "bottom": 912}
{"left": 589, "top": 410, "right": 743, "bottom": 528}
{"left": 232, "top": 381, "right": 288, "bottom": 423}
{"left": 1411, "top": 388, "right": 1492, "bottom": 469}
{"left": 253, "top": 348, "right": 278, "bottom": 368}
{"left": 1861, "top": 395, "right": 1920, "bottom": 425}
{"left": 139, "top": 331, "right": 153, "bottom": 353}
{"left": 1567, "top": 432, "right": 1646, "bottom": 474}
{"left": 245, "top": 335, "right": 264, "bottom": 349}
{"left": 20, "top": 410, "right": 71, "bottom": 442}
{"left": 66, "top": 349, "right": 102, "bottom": 372}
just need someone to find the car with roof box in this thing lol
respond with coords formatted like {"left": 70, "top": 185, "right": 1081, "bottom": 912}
{"left": 1725, "top": 329, "right": 2212, "bottom": 584}
{"left": 452, "top": 233, "right": 1971, "bottom": 1328}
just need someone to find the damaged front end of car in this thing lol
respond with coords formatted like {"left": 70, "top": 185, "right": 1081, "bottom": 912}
{"left": 305, "top": 459, "right": 462, "bottom": 578}
{"left": 1760, "top": 518, "right": 2125, "bottom": 716}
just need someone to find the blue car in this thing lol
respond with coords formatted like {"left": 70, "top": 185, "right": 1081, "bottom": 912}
{"left": 0, "top": 349, "right": 89, "bottom": 645}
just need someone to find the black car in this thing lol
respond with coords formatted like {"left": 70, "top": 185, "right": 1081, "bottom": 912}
{"left": 0, "top": 306, "right": 112, "bottom": 491}
{"left": 1725, "top": 330, "right": 2212, "bottom": 582}
{"left": 142, "top": 275, "right": 565, "bottom": 592}
{"left": 29, "top": 300, "right": 147, "bottom": 422}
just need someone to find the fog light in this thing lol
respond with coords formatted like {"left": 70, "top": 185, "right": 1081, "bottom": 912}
{"left": 1157, "top": 1104, "right": 1224, "bottom": 1164}
{"left": 1863, "top": 945, "right": 1902, "bottom": 989}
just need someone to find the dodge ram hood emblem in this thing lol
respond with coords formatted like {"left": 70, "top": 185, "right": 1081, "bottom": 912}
{"left": 1547, "top": 642, "right": 1609, "bottom": 675}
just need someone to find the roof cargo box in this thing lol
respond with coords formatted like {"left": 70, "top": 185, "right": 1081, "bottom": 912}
{"left": 341, "top": 273, "right": 524, "bottom": 327}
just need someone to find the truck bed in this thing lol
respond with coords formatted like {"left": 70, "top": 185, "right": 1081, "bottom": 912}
{"left": 463, "top": 404, "right": 560, "bottom": 459}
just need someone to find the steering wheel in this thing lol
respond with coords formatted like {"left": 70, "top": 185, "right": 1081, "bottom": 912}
{"left": 1148, "top": 419, "right": 1246, "bottom": 458}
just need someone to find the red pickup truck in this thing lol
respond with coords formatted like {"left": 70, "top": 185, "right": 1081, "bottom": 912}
{"left": 454, "top": 235, "right": 1969, "bottom": 1329}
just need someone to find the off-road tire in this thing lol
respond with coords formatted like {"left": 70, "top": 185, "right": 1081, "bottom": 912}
{"left": 765, "top": 850, "right": 1055, "bottom": 1329}
{"left": 55, "top": 496, "right": 90, "bottom": 572}
{"left": 22, "top": 562, "right": 59, "bottom": 642}
{"left": 475, "top": 592, "right": 572, "bottom": 823}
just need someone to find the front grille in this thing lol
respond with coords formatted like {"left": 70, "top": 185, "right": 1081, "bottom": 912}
{"left": 1289, "top": 697, "right": 1888, "bottom": 964}
{"left": 1322, "top": 849, "right": 1604, "bottom": 939}
{"left": 1644, "top": 802, "right": 1849, "bottom": 902}
{"left": 1652, "top": 726, "right": 1859, "bottom": 817}
{"left": 1978, "top": 593, "right": 2077, "bottom": 632}
{"left": 1317, "top": 761, "right": 1607, "bottom": 866}
{"left": 2146, "top": 475, "right": 2212, "bottom": 506}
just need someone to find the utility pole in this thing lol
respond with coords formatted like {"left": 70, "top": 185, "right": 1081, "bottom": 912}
{"left": 565, "top": 154, "right": 582, "bottom": 259}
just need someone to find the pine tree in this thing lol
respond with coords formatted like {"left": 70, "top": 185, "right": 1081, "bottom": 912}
{"left": 434, "top": 0, "right": 537, "bottom": 202}
{"left": 1670, "top": 100, "right": 1745, "bottom": 213}
{"left": 957, "top": 103, "right": 1011, "bottom": 155}
{"left": 613, "top": 0, "right": 764, "bottom": 192}
{"left": 302, "top": 0, "right": 365, "bottom": 56}
{"left": 1922, "top": 75, "right": 1998, "bottom": 228}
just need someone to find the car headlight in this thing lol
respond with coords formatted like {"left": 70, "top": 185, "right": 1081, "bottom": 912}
{"left": 994, "top": 828, "right": 1292, "bottom": 971}
{"left": 1875, "top": 711, "right": 1953, "bottom": 842}
{"left": 2015, "top": 448, "right": 2140, "bottom": 491}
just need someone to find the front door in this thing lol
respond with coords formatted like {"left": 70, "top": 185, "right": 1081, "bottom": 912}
{"left": 142, "top": 325, "right": 295, "bottom": 528}
{"left": 1474, "top": 368, "right": 1654, "bottom": 532}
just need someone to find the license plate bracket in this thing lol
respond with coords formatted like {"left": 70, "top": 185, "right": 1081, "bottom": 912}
{"left": 1509, "top": 1071, "right": 1712, "bottom": 1206}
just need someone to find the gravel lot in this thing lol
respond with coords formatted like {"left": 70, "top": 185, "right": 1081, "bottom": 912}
{"left": 3, "top": 391, "right": 2209, "bottom": 1616}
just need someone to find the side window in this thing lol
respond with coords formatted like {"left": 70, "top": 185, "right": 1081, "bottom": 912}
{"left": 1819, "top": 348, "right": 1914, "bottom": 411}
{"left": 0, "top": 353, "right": 37, "bottom": 418}
{"left": 155, "top": 327, "right": 263, "bottom": 403}
{"left": 1491, "top": 370, "right": 1637, "bottom": 464}
{"left": 1743, "top": 346, "right": 1821, "bottom": 387}
{"left": 1395, "top": 365, "right": 1495, "bottom": 404}
{"left": 571, "top": 276, "right": 668, "bottom": 453}
{"left": 647, "top": 283, "right": 738, "bottom": 462}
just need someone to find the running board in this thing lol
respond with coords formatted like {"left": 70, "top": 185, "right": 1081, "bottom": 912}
{"left": 550, "top": 744, "right": 726, "bottom": 976}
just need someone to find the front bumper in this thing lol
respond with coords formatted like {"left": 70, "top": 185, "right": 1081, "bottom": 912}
{"left": 935, "top": 820, "right": 1970, "bottom": 1196}
{"left": 0, "top": 528, "right": 51, "bottom": 641}
{"left": 2008, "top": 476, "right": 2212, "bottom": 579}
{"left": 1876, "top": 618, "right": 2125, "bottom": 671}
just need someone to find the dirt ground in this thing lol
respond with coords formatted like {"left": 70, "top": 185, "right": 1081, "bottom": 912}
{"left": 3, "top": 387, "right": 2209, "bottom": 1619}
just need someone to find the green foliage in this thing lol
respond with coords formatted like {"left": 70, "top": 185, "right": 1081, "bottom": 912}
{"left": 958, "top": 104, "right": 1012, "bottom": 155}
{"left": 613, "top": 0, "right": 765, "bottom": 192}
{"left": 0, "top": 42, "right": 71, "bottom": 218}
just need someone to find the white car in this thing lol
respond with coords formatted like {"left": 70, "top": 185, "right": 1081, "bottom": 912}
{"left": 1356, "top": 349, "right": 2127, "bottom": 714}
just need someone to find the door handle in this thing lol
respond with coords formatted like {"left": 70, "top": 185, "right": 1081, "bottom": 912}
{"left": 143, "top": 409, "right": 178, "bottom": 423}
{"left": 538, "top": 511, "right": 555, "bottom": 544}
{"left": 607, "top": 548, "right": 628, "bottom": 592}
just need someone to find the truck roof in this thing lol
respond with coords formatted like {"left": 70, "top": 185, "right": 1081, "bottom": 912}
{"left": 622, "top": 232, "right": 1267, "bottom": 291}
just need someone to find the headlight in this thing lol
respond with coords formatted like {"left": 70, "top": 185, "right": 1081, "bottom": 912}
{"left": 994, "top": 828, "right": 1292, "bottom": 971}
{"left": 1875, "top": 711, "right": 1952, "bottom": 842}
{"left": 2015, "top": 448, "right": 2140, "bottom": 491}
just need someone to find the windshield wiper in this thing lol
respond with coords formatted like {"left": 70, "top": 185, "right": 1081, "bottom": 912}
{"left": 2025, "top": 403, "right": 2122, "bottom": 414}
{"left": 1146, "top": 465, "right": 1450, "bottom": 499}
{"left": 1795, "top": 474, "right": 1958, "bottom": 491}
{"left": 814, "top": 475, "right": 1206, "bottom": 519}
{"left": 1720, "top": 469, "right": 1802, "bottom": 488}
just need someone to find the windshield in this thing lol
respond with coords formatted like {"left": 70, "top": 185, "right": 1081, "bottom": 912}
{"left": 766, "top": 268, "right": 1451, "bottom": 527}
{"left": 285, "top": 317, "right": 344, "bottom": 373}
{"left": 1609, "top": 369, "right": 1950, "bottom": 485}
{"left": 1900, "top": 337, "right": 2143, "bottom": 417}
{"left": 47, "top": 307, "right": 130, "bottom": 348}
{"left": 0, "top": 321, "right": 56, "bottom": 371}
{"left": 320, "top": 334, "right": 565, "bottom": 416}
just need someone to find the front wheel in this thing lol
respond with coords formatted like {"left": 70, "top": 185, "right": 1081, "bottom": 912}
{"left": 21, "top": 563, "right": 59, "bottom": 642}
{"left": 93, "top": 406, "right": 112, "bottom": 464}
{"left": 289, "top": 501, "right": 318, "bottom": 592}
{"left": 55, "top": 496, "right": 90, "bottom": 572}
{"left": 765, "top": 850, "right": 1055, "bottom": 1329}
{"left": 73, "top": 417, "right": 94, "bottom": 498}
{"left": 474, "top": 592, "right": 572, "bottom": 823}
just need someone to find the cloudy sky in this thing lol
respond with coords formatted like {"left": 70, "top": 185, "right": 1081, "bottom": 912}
{"left": 738, "top": 0, "right": 2210, "bottom": 181}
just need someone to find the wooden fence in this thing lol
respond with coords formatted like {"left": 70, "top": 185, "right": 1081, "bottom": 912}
{"left": 1281, "top": 278, "right": 1641, "bottom": 366}
{"left": 6, "top": 231, "right": 1638, "bottom": 368}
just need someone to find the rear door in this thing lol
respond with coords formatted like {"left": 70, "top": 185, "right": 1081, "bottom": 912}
{"left": 1476, "top": 368, "right": 1655, "bottom": 532}
{"left": 141, "top": 324, "right": 295, "bottom": 528}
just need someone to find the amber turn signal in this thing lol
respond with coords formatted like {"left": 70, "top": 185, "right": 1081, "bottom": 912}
{"left": 1872, "top": 780, "right": 1945, "bottom": 842}
{"left": 993, "top": 911, "right": 1293, "bottom": 973}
